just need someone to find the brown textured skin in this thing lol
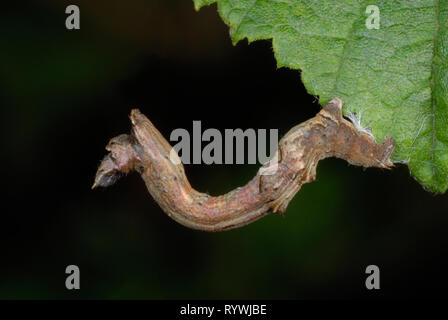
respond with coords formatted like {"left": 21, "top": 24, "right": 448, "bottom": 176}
{"left": 93, "top": 98, "right": 395, "bottom": 232}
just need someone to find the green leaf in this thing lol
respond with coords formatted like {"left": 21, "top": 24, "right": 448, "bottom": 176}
{"left": 193, "top": 0, "right": 448, "bottom": 193}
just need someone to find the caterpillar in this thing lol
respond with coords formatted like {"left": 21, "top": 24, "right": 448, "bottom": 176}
{"left": 92, "top": 98, "right": 394, "bottom": 232}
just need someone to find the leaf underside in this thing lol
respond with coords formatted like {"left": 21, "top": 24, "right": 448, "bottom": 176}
{"left": 194, "top": 0, "right": 448, "bottom": 193}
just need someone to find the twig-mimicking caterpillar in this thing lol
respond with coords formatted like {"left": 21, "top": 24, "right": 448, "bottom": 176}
{"left": 93, "top": 98, "right": 394, "bottom": 231}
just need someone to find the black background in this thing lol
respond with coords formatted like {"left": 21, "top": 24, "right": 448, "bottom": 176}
{"left": 1, "top": 0, "right": 447, "bottom": 299}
